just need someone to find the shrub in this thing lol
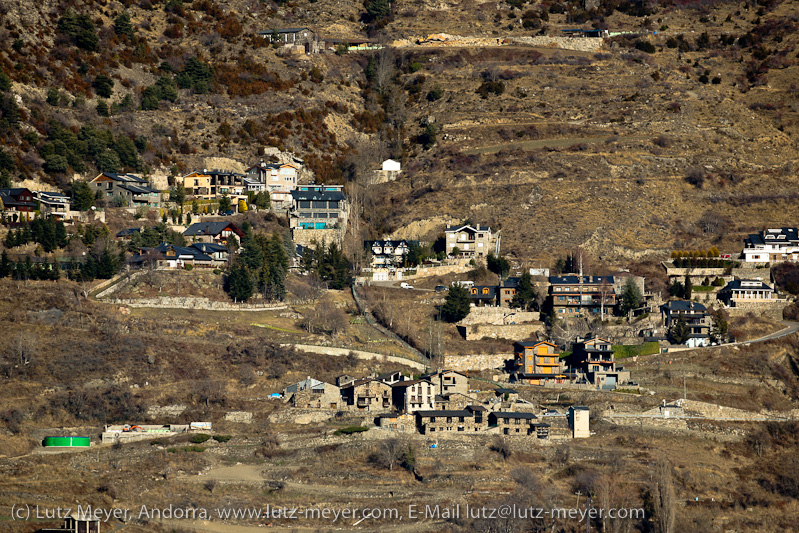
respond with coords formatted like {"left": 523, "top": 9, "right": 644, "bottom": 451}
{"left": 190, "top": 433, "right": 212, "bottom": 443}
{"left": 334, "top": 426, "right": 369, "bottom": 435}
{"left": 476, "top": 80, "right": 505, "bottom": 98}
{"left": 635, "top": 40, "right": 656, "bottom": 53}
{"left": 213, "top": 435, "right": 232, "bottom": 443}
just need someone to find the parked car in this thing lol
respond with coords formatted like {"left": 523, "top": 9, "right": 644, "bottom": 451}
{"left": 400, "top": 282, "right": 413, "bottom": 289}
{"left": 220, "top": 209, "right": 235, "bottom": 216}
{"left": 435, "top": 285, "right": 449, "bottom": 292}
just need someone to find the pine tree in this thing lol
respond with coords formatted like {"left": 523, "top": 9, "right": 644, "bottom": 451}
{"left": 668, "top": 318, "right": 690, "bottom": 345}
{"left": 441, "top": 284, "right": 471, "bottom": 322}
{"left": 683, "top": 276, "right": 693, "bottom": 300}
{"left": 227, "top": 262, "right": 253, "bottom": 302}
{"left": 511, "top": 272, "right": 538, "bottom": 311}
{"left": 620, "top": 278, "right": 643, "bottom": 316}
{"left": 0, "top": 250, "right": 10, "bottom": 278}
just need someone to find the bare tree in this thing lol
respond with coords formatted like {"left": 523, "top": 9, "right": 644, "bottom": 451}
{"left": 374, "top": 46, "right": 396, "bottom": 95}
{"left": 369, "top": 437, "right": 414, "bottom": 472}
{"left": 9, "top": 331, "right": 38, "bottom": 376}
{"left": 653, "top": 457, "right": 676, "bottom": 533}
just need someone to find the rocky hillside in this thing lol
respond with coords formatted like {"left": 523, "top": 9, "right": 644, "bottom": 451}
{"left": 1, "top": 0, "right": 798, "bottom": 262}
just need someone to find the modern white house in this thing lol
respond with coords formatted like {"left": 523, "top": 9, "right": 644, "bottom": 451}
{"left": 742, "top": 227, "right": 799, "bottom": 263}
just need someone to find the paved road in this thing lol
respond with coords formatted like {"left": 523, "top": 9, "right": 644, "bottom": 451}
{"left": 736, "top": 320, "right": 799, "bottom": 345}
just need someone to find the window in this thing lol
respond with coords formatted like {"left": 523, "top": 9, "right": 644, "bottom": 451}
{"left": 328, "top": 201, "right": 339, "bottom": 209}
{"left": 312, "top": 200, "right": 327, "bottom": 209}
{"left": 299, "top": 201, "right": 311, "bottom": 209}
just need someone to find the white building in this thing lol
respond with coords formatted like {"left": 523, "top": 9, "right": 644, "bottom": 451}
{"left": 742, "top": 227, "right": 799, "bottom": 263}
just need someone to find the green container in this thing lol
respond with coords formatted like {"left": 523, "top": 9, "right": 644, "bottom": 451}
{"left": 44, "top": 436, "right": 91, "bottom": 447}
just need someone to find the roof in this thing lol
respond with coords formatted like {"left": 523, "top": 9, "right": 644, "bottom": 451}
{"left": 284, "top": 377, "right": 334, "bottom": 393}
{"left": 191, "top": 242, "right": 229, "bottom": 253}
{"left": 570, "top": 406, "right": 590, "bottom": 411}
{"left": 291, "top": 189, "right": 346, "bottom": 202}
{"left": 514, "top": 340, "right": 558, "bottom": 349}
{"left": 116, "top": 228, "right": 142, "bottom": 237}
{"left": 661, "top": 300, "right": 707, "bottom": 312}
{"left": 466, "top": 405, "right": 487, "bottom": 412}
{"left": 391, "top": 378, "right": 432, "bottom": 388}
{"left": 723, "top": 279, "right": 773, "bottom": 291}
{"left": 258, "top": 27, "right": 315, "bottom": 35}
{"left": 183, "top": 221, "right": 244, "bottom": 237}
{"left": 445, "top": 224, "right": 492, "bottom": 233}
{"left": 495, "top": 388, "right": 518, "bottom": 394}
{"left": 470, "top": 286, "right": 497, "bottom": 299}
{"left": 415, "top": 410, "right": 472, "bottom": 418}
{"left": 549, "top": 275, "right": 615, "bottom": 285}
{"left": 490, "top": 412, "right": 537, "bottom": 420}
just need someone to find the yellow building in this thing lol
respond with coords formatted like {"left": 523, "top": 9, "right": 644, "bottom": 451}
{"left": 513, "top": 341, "right": 567, "bottom": 385}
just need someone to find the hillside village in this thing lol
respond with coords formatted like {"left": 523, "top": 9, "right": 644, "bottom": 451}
{"left": 3, "top": 0, "right": 799, "bottom": 531}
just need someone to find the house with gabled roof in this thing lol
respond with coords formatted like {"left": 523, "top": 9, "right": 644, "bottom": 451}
{"left": 129, "top": 243, "right": 215, "bottom": 269}
{"left": 742, "top": 227, "right": 799, "bottom": 263}
{"left": 489, "top": 411, "right": 546, "bottom": 436}
{"left": 392, "top": 378, "right": 435, "bottom": 413}
{"left": 88, "top": 173, "right": 161, "bottom": 207}
{"left": 422, "top": 369, "right": 469, "bottom": 396}
{"left": 245, "top": 162, "right": 298, "bottom": 206}
{"left": 660, "top": 300, "right": 713, "bottom": 347}
{"left": 0, "top": 188, "right": 36, "bottom": 220}
{"left": 415, "top": 406, "right": 487, "bottom": 434}
{"left": 717, "top": 279, "right": 777, "bottom": 306}
{"left": 340, "top": 379, "right": 392, "bottom": 412}
{"left": 283, "top": 376, "right": 340, "bottom": 409}
{"left": 566, "top": 335, "right": 630, "bottom": 390}
{"left": 512, "top": 340, "right": 573, "bottom": 385}
{"left": 289, "top": 185, "right": 348, "bottom": 230}
{"left": 183, "top": 221, "right": 244, "bottom": 246}
{"left": 444, "top": 223, "right": 500, "bottom": 259}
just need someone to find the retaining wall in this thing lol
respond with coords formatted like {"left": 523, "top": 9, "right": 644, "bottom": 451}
{"left": 443, "top": 353, "right": 512, "bottom": 371}
{"left": 458, "top": 323, "right": 544, "bottom": 341}
{"left": 459, "top": 307, "right": 539, "bottom": 326}
{"left": 285, "top": 343, "right": 427, "bottom": 371}
{"left": 106, "top": 296, "right": 287, "bottom": 311}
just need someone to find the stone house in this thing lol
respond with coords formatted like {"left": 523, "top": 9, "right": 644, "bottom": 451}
{"left": 489, "top": 411, "right": 544, "bottom": 436}
{"left": 289, "top": 185, "right": 348, "bottom": 230}
{"left": 548, "top": 275, "right": 617, "bottom": 318}
{"left": 434, "top": 392, "right": 478, "bottom": 411}
{"left": 660, "top": 300, "right": 713, "bottom": 347}
{"left": 392, "top": 378, "right": 436, "bottom": 413}
{"left": 415, "top": 406, "right": 487, "bottom": 434}
{"left": 444, "top": 224, "right": 500, "bottom": 259}
{"left": 283, "top": 377, "right": 340, "bottom": 409}
{"left": 245, "top": 162, "right": 298, "bottom": 206}
{"left": 424, "top": 370, "right": 469, "bottom": 396}
{"left": 340, "top": 379, "right": 393, "bottom": 412}
{"left": 566, "top": 335, "right": 630, "bottom": 390}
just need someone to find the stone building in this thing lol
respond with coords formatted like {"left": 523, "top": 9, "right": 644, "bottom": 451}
{"left": 283, "top": 377, "right": 341, "bottom": 409}
{"left": 340, "top": 379, "right": 393, "bottom": 412}
{"left": 415, "top": 406, "right": 487, "bottom": 434}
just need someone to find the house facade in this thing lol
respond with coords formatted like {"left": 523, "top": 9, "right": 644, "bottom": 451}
{"left": 183, "top": 221, "right": 245, "bottom": 246}
{"left": 365, "top": 240, "right": 412, "bottom": 268}
{"left": 718, "top": 279, "right": 777, "bottom": 306}
{"left": 742, "top": 227, "right": 799, "bottom": 263}
{"left": 415, "top": 406, "right": 487, "bottom": 434}
{"left": 513, "top": 341, "right": 568, "bottom": 385}
{"left": 489, "top": 411, "right": 545, "bottom": 436}
{"left": 289, "top": 185, "right": 347, "bottom": 230}
{"left": 283, "top": 377, "right": 340, "bottom": 409}
{"left": 424, "top": 370, "right": 469, "bottom": 397}
{"left": 35, "top": 191, "right": 72, "bottom": 219}
{"left": 258, "top": 27, "right": 316, "bottom": 44}
{"left": 567, "top": 336, "right": 630, "bottom": 390}
{"left": 660, "top": 300, "right": 713, "bottom": 347}
{"left": 392, "top": 379, "right": 436, "bottom": 413}
{"left": 548, "top": 275, "right": 616, "bottom": 317}
{"left": 245, "top": 163, "right": 298, "bottom": 206}
{"left": 340, "top": 379, "right": 392, "bottom": 412}
{"left": 0, "top": 188, "right": 36, "bottom": 220}
{"left": 88, "top": 173, "right": 161, "bottom": 207}
{"left": 445, "top": 224, "right": 500, "bottom": 259}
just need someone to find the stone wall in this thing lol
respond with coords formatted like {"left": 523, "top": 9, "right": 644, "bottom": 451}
{"left": 291, "top": 227, "right": 344, "bottom": 248}
{"left": 285, "top": 343, "right": 427, "bottom": 371}
{"left": 458, "top": 323, "right": 544, "bottom": 340}
{"left": 510, "top": 36, "right": 606, "bottom": 52}
{"left": 106, "top": 296, "right": 287, "bottom": 311}
{"left": 443, "top": 353, "right": 512, "bottom": 371}
{"left": 459, "top": 306, "right": 539, "bottom": 325}
{"left": 726, "top": 303, "right": 785, "bottom": 321}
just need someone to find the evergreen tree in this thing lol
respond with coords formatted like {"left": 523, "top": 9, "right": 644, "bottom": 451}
{"left": 668, "top": 318, "right": 690, "bottom": 345}
{"left": 114, "top": 11, "right": 134, "bottom": 38}
{"left": 684, "top": 276, "right": 693, "bottom": 300}
{"left": 227, "top": 262, "right": 253, "bottom": 302}
{"left": 0, "top": 250, "right": 10, "bottom": 278}
{"left": 240, "top": 234, "right": 264, "bottom": 271}
{"left": 620, "top": 277, "right": 643, "bottom": 316}
{"left": 486, "top": 253, "right": 510, "bottom": 280}
{"left": 441, "top": 283, "right": 471, "bottom": 322}
{"left": 72, "top": 181, "right": 95, "bottom": 211}
{"left": 97, "top": 248, "right": 120, "bottom": 279}
{"left": 263, "top": 232, "right": 288, "bottom": 301}
{"left": 710, "top": 309, "right": 728, "bottom": 344}
{"left": 511, "top": 272, "right": 538, "bottom": 311}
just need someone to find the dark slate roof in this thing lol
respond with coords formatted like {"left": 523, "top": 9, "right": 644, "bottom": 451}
{"left": 183, "top": 221, "right": 243, "bottom": 237}
{"left": 490, "top": 412, "right": 538, "bottom": 420}
{"left": 118, "top": 182, "right": 159, "bottom": 195}
{"left": 97, "top": 172, "right": 148, "bottom": 183}
{"left": 291, "top": 189, "right": 346, "bottom": 202}
{"left": 514, "top": 341, "right": 556, "bottom": 348}
{"left": 571, "top": 406, "right": 590, "bottom": 411}
{"left": 661, "top": 300, "right": 707, "bottom": 312}
{"left": 116, "top": 228, "right": 142, "bottom": 237}
{"left": 191, "top": 242, "right": 229, "bottom": 253}
{"left": 722, "top": 279, "right": 773, "bottom": 291}
{"left": 470, "top": 286, "right": 497, "bottom": 299}
{"left": 466, "top": 405, "right": 487, "bottom": 412}
{"left": 415, "top": 410, "right": 472, "bottom": 418}
{"left": 495, "top": 388, "right": 518, "bottom": 394}
{"left": 153, "top": 243, "right": 213, "bottom": 261}
{"left": 391, "top": 378, "right": 432, "bottom": 388}
{"left": 549, "top": 275, "right": 615, "bottom": 285}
